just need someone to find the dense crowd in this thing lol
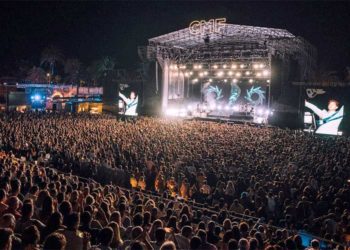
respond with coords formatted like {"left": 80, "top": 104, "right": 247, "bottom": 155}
{"left": 0, "top": 112, "right": 349, "bottom": 250}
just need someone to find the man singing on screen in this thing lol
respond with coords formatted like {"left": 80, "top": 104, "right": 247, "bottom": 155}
{"left": 305, "top": 99, "right": 344, "bottom": 135}
{"left": 119, "top": 91, "right": 138, "bottom": 116}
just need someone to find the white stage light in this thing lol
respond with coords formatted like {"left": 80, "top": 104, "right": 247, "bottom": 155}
{"left": 235, "top": 72, "right": 241, "bottom": 77}
{"left": 224, "top": 79, "right": 227, "bottom": 82}
{"left": 259, "top": 63, "right": 265, "bottom": 68}
{"left": 231, "top": 64, "right": 237, "bottom": 69}
{"left": 209, "top": 79, "right": 212, "bottom": 82}
{"left": 199, "top": 72, "right": 204, "bottom": 77}
{"left": 189, "top": 71, "right": 193, "bottom": 75}
{"left": 223, "top": 64, "right": 227, "bottom": 69}
{"left": 192, "top": 78, "right": 198, "bottom": 83}
{"left": 249, "top": 79, "right": 253, "bottom": 83}
{"left": 213, "top": 64, "right": 218, "bottom": 69}
{"left": 233, "top": 105, "right": 239, "bottom": 111}
{"left": 198, "top": 64, "right": 202, "bottom": 69}
{"left": 240, "top": 64, "right": 245, "bottom": 68}
{"left": 267, "top": 79, "right": 270, "bottom": 83}
{"left": 217, "top": 105, "right": 222, "bottom": 110}
{"left": 225, "top": 105, "right": 230, "bottom": 110}
{"left": 257, "top": 108, "right": 264, "bottom": 115}
{"left": 184, "top": 72, "right": 189, "bottom": 77}
{"left": 210, "top": 103, "right": 216, "bottom": 110}
{"left": 256, "top": 117, "right": 264, "bottom": 124}
{"left": 187, "top": 104, "right": 192, "bottom": 110}
{"left": 245, "top": 71, "right": 250, "bottom": 75}
{"left": 253, "top": 64, "right": 259, "bottom": 69}
{"left": 263, "top": 70, "right": 270, "bottom": 76}
{"left": 217, "top": 71, "right": 224, "bottom": 77}
{"left": 228, "top": 71, "right": 233, "bottom": 76}
{"left": 165, "top": 108, "right": 178, "bottom": 116}
{"left": 256, "top": 72, "right": 262, "bottom": 77}
{"left": 233, "top": 79, "right": 238, "bottom": 83}
{"left": 265, "top": 109, "right": 270, "bottom": 115}
{"left": 203, "top": 71, "right": 208, "bottom": 76}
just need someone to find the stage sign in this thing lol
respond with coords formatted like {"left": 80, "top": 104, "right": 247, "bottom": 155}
{"left": 189, "top": 18, "right": 226, "bottom": 35}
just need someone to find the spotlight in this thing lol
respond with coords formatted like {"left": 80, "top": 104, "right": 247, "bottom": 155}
{"left": 240, "top": 64, "right": 245, "bottom": 68}
{"left": 224, "top": 79, "right": 227, "bottom": 82}
{"left": 257, "top": 108, "right": 264, "bottom": 115}
{"left": 32, "top": 95, "right": 41, "bottom": 101}
{"left": 231, "top": 64, "right": 237, "bottom": 69}
{"left": 217, "top": 71, "right": 224, "bottom": 77}
{"left": 187, "top": 104, "right": 192, "bottom": 110}
{"left": 209, "top": 79, "right": 212, "bottom": 82}
{"left": 203, "top": 71, "right": 208, "bottom": 76}
{"left": 233, "top": 79, "right": 238, "bottom": 83}
{"left": 217, "top": 105, "right": 222, "bottom": 110}
{"left": 223, "top": 64, "right": 227, "bottom": 69}
{"left": 184, "top": 72, "right": 189, "bottom": 77}
{"left": 210, "top": 103, "right": 216, "bottom": 110}
{"left": 245, "top": 71, "right": 250, "bottom": 76}
{"left": 192, "top": 78, "right": 198, "bottom": 83}
{"left": 249, "top": 79, "right": 253, "bottom": 83}
{"left": 256, "top": 72, "right": 262, "bottom": 77}
{"left": 199, "top": 72, "right": 204, "bottom": 77}
{"left": 253, "top": 64, "right": 259, "bottom": 69}
{"left": 263, "top": 70, "right": 270, "bottom": 76}
{"left": 213, "top": 65, "right": 218, "bottom": 69}
{"left": 198, "top": 64, "right": 202, "bottom": 69}
{"left": 228, "top": 71, "right": 233, "bottom": 76}
{"left": 267, "top": 79, "right": 270, "bottom": 83}
{"left": 233, "top": 105, "right": 239, "bottom": 111}
{"left": 225, "top": 105, "right": 230, "bottom": 110}
{"left": 259, "top": 63, "right": 265, "bottom": 68}
{"left": 265, "top": 109, "right": 270, "bottom": 115}
{"left": 235, "top": 72, "right": 241, "bottom": 77}
{"left": 189, "top": 71, "right": 193, "bottom": 75}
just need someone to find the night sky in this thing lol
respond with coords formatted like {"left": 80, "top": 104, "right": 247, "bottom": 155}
{"left": 1, "top": 1, "right": 350, "bottom": 75}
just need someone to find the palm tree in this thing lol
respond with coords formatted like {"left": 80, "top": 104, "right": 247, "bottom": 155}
{"left": 26, "top": 66, "right": 47, "bottom": 83}
{"left": 64, "top": 58, "right": 82, "bottom": 84}
{"left": 95, "top": 56, "right": 116, "bottom": 78}
{"left": 40, "top": 45, "right": 64, "bottom": 76}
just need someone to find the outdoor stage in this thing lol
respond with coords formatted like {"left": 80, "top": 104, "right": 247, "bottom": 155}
{"left": 140, "top": 18, "right": 316, "bottom": 125}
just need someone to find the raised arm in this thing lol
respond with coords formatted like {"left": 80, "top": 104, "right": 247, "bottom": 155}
{"left": 305, "top": 100, "right": 326, "bottom": 119}
{"left": 119, "top": 92, "right": 129, "bottom": 103}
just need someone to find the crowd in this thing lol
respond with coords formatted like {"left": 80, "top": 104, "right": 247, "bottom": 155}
{"left": 0, "top": 112, "right": 349, "bottom": 249}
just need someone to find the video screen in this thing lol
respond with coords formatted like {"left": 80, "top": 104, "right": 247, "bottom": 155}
{"left": 303, "top": 87, "right": 349, "bottom": 135}
{"left": 202, "top": 80, "right": 267, "bottom": 107}
{"left": 119, "top": 89, "right": 138, "bottom": 116}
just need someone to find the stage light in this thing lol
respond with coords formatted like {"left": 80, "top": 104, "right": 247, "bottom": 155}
{"left": 253, "top": 64, "right": 259, "bottom": 69}
{"left": 235, "top": 72, "right": 241, "bottom": 77}
{"left": 209, "top": 79, "right": 212, "bottom": 82}
{"left": 198, "top": 64, "right": 202, "bottom": 69}
{"left": 225, "top": 105, "right": 230, "bottom": 110}
{"left": 259, "top": 63, "right": 265, "bottom": 68}
{"left": 257, "top": 108, "right": 264, "bottom": 115}
{"left": 203, "top": 71, "right": 208, "bottom": 76}
{"left": 224, "top": 79, "right": 227, "bottom": 82}
{"left": 217, "top": 71, "right": 224, "bottom": 77}
{"left": 245, "top": 71, "right": 250, "bottom": 76}
{"left": 267, "top": 79, "right": 270, "bottom": 83}
{"left": 189, "top": 71, "right": 193, "bottom": 75}
{"left": 263, "top": 70, "right": 270, "bottom": 76}
{"left": 265, "top": 109, "right": 270, "bottom": 115}
{"left": 231, "top": 64, "right": 237, "bottom": 69}
{"left": 233, "top": 79, "right": 238, "bottom": 83}
{"left": 192, "top": 78, "right": 198, "bottom": 83}
{"left": 213, "top": 64, "right": 218, "bottom": 69}
{"left": 240, "top": 64, "right": 245, "bottom": 68}
{"left": 179, "top": 65, "right": 186, "bottom": 69}
{"left": 187, "top": 104, "right": 193, "bottom": 110}
{"left": 228, "top": 71, "right": 233, "bottom": 76}
{"left": 233, "top": 105, "right": 239, "bottom": 111}
{"left": 256, "top": 72, "right": 262, "bottom": 77}
{"left": 210, "top": 103, "right": 216, "bottom": 110}
{"left": 199, "top": 72, "right": 204, "bottom": 77}
{"left": 249, "top": 79, "right": 253, "bottom": 83}
{"left": 217, "top": 105, "right": 222, "bottom": 110}
{"left": 32, "top": 94, "right": 41, "bottom": 101}
{"left": 165, "top": 108, "right": 178, "bottom": 116}
{"left": 184, "top": 72, "right": 189, "bottom": 77}
{"left": 256, "top": 117, "right": 264, "bottom": 124}
{"left": 223, "top": 64, "right": 227, "bottom": 69}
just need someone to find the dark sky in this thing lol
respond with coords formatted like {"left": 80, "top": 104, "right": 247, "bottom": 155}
{"left": 1, "top": 1, "right": 350, "bottom": 75}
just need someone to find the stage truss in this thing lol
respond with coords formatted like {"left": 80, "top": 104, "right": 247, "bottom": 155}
{"left": 143, "top": 23, "right": 317, "bottom": 80}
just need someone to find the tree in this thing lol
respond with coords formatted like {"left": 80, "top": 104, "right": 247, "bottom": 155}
{"left": 95, "top": 56, "right": 116, "bottom": 78}
{"left": 40, "top": 45, "right": 64, "bottom": 76}
{"left": 64, "top": 58, "right": 82, "bottom": 84}
{"left": 26, "top": 66, "right": 47, "bottom": 83}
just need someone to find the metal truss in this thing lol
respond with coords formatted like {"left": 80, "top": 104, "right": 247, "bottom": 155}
{"left": 146, "top": 23, "right": 317, "bottom": 80}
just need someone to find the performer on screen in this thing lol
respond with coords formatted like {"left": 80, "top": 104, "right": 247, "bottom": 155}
{"left": 119, "top": 91, "right": 138, "bottom": 116}
{"left": 305, "top": 99, "right": 344, "bottom": 135}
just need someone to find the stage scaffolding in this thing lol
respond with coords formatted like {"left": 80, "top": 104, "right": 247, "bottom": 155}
{"left": 141, "top": 23, "right": 317, "bottom": 113}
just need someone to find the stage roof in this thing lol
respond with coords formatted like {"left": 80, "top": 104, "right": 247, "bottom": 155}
{"left": 149, "top": 23, "right": 296, "bottom": 48}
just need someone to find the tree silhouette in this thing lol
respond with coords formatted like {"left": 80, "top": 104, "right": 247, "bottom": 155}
{"left": 40, "top": 45, "right": 64, "bottom": 76}
{"left": 26, "top": 66, "right": 47, "bottom": 83}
